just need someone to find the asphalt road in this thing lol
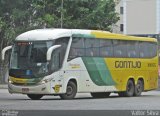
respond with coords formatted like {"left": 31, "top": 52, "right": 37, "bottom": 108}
{"left": 0, "top": 89, "right": 160, "bottom": 110}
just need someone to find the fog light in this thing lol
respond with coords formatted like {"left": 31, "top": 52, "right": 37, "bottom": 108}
{"left": 41, "top": 87, "right": 46, "bottom": 91}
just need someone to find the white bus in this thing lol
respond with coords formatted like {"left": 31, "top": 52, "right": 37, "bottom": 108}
{"left": 2, "top": 29, "right": 158, "bottom": 100}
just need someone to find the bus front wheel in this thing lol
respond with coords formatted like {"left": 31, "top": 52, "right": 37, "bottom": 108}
{"left": 59, "top": 81, "right": 77, "bottom": 99}
{"left": 27, "top": 94, "right": 43, "bottom": 100}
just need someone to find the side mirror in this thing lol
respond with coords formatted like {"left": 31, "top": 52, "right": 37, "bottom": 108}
{"left": 2, "top": 46, "right": 12, "bottom": 61}
{"left": 47, "top": 45, "right": 61, "bottom": 61}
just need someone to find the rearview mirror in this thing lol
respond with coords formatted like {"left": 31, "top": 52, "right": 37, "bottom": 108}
{"left": 2, "top": 46, "right": 12, "bottom": 61}
{"left": 47, "top": 45, "right": 61, "bottom": 61}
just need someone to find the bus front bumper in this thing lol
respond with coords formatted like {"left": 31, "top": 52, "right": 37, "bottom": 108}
{"left": 8, "top": 83, "right": 53, "bottom": 95}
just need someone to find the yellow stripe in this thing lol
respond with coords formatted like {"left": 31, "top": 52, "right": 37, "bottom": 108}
{"left": 10, "top": 76, "right": 28, "bottom": 84}
{"left": 91, "top": 30, "right": 157, "bottom": 42}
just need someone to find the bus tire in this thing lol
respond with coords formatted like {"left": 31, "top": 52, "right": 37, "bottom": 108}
{"left": 90, "top": 92, "right": 111, "bottom": 98}
{"left": 59, "top": 81, "right": 77, "bottom": 99}
{"left": 124, "top": 79, "right": 135, "bottom": 97}
{"left": 134, "top": 80, "right": 143, "bottom": 96}
{"left": 27, "top": 94, "right": 43, "bottom": 100}
{"left": 119, "top": 80, "right": 135, "bottom": 97}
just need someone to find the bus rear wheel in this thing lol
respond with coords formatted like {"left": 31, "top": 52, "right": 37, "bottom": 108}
{"left": 27, "top": 94, "right": 43, "bottom": 100}
{"left": 134, "top": 80, "right": 143, "bottom": 96}
{"left": 90, "top": 92, "right": 111, "bottom": 98}
{"left": 118, "top": 80, "right": 134, "bottom": 97}
{"left": 59, "top": 81, "right": 77, "bottom": 99}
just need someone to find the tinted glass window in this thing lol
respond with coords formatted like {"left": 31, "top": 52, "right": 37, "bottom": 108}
{"left": 19, "top": 45, "right": 29, "bottom": 57}
{"left": 139, "top": 42, "right": 149, "bottom": 58}
{"left": 99, "top": 39, "right": 113, "bottom": 57}
{"left": 139, "top": 42, "right": 157, "bottom": 58}
{"left": 31, "top": 42, "right": 48, "bottom": 63}
{"left": 55, "top": 37, "right": 69, "bottom": 67}
{"left": 126, "top": 41, "right": 139, "bottom": 58}
{"left": 69, "top": 37, "right": 85, "bottom": 59}
{"left": 49, "top": 37, "right": 69, "bottom": 73}
{"left": 113, "top": 40, "right": 127, "bottom": 57}
{"left": 147, "top": 43, "right": 157, "bottom": 57}
{"left": 69, "top": 37, "right": 157, "bottom": 60}
{"left": 85, "top": 38, "right": 99, "bottom": 57}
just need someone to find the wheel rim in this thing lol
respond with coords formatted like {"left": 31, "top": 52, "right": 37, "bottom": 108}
{"left": 66, "top": 86, "right": 73, "bottom": 96}
{"left": 127, "top": 83, "right": 132, "bottom": 92}
{"left": 137, "top": 84, "right": 141, "bottom": 93}
{"left": 136, "top": 81, "right": 142, "bottom": 94}
{"left": 127, "top": 81, "right": 134, "bottom": 95}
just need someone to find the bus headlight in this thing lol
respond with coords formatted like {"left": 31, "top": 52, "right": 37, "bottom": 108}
{"left": 8, "top": 78, "right": 13, "bottom": 84}
{"left": 40, "top": 78, "right": 52, "bottom": 84}
{"left": 9, "top": 80, "right": 12, "bottom": 84}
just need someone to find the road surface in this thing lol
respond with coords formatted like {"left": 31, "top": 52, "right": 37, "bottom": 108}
{"left": 0, "top": 89, "right": 160, "bottom": 110}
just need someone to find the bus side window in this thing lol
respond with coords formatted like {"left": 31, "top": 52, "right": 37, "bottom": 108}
{"left": 113, "top": 40, "right": 127, "bottom": 57}
{"left": 101, "top": 51, "right": 109, "bottom": 56}
{"left": 139, "top": 41, "right": 157, "bottom": 58}
{"left": 116, "top": 50, "right": 122, "bottom": 57}
{"left": 85, "top": 47, "right": 93, "bottom": 57}
{"left": 128, "top": 51, "right": 136, "bottom": 58}
{"left": 84, "top": 38, "right": 99, "bottom": 57}
{"left": 99, "top": 39, "right": 113, "bottom": 57}
{"left": 69, "top": 37, "right": 85, "bottom": 60}
{"left": 127, "top": 41, "right": 139, "bottom": 58}
{"left": 69, "top": 48, "right": 76, "bottom": 59}
{"left": 139, "top": 41, "right": 148, "bottom": 58}
{"left": 140, "top": 52, "right": 144, "bottom": 57}
{"left": 147, "top": 42, "right": 157, "bottom": 57}
{"left": 69, "top": 48, "right": 84, "bottom": 58}
{"left": 55, "top": 37, "right": 69, "bottom": 67}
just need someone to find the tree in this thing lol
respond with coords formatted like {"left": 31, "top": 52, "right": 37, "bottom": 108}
{"left": 31, "top": 0, "right": 119, "bottom": 30}
{"left": 0, "top": 0, "right": 119, "bottom": 83}
{"left": 0, "top": 0, "right": 36, "bottom": 83}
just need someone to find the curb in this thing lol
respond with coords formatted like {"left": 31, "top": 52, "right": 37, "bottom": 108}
{"left": 0, "top": 84, "right": 8, "bottom": 89}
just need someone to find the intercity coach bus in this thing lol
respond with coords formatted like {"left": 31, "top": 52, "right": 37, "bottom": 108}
{"left": 2, "top": 29, "right": 158, "bottom": 100}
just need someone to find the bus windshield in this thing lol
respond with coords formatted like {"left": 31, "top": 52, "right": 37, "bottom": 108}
{"left": 10, "top": 41, "right": 54, "bottom": 78}
{"left": 9, "top": 37, "right": 69, "bottom": 79}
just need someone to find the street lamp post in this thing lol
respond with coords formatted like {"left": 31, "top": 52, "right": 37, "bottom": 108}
{"left": 61, "top": 0, "right": 63, "bottom": 28}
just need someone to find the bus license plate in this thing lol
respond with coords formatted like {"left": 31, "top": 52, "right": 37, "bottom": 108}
{"left": 22, "top": 88, "right": 29, "bottom": 93}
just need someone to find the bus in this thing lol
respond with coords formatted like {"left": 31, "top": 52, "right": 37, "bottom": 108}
{"left": 2, "top": 29, "right": 158, "bottom": 100}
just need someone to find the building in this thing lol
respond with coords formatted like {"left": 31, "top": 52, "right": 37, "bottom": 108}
{"left": 113, "top": 0, "right": 160, "bottom": 77}
{"left": 113, "top": 0, "right": 160, "bottom": 39}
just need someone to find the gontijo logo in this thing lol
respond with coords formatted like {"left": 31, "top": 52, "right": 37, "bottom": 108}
{"left": 115, "top": 61, "right": 141, "bottom": 68}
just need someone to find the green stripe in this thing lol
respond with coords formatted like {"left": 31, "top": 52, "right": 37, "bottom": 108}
{"left": 82, "top": 57, "right": 105, "bottom": 85}
{"left": 82, "top": 57, "right": 116, "bottom": 86}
